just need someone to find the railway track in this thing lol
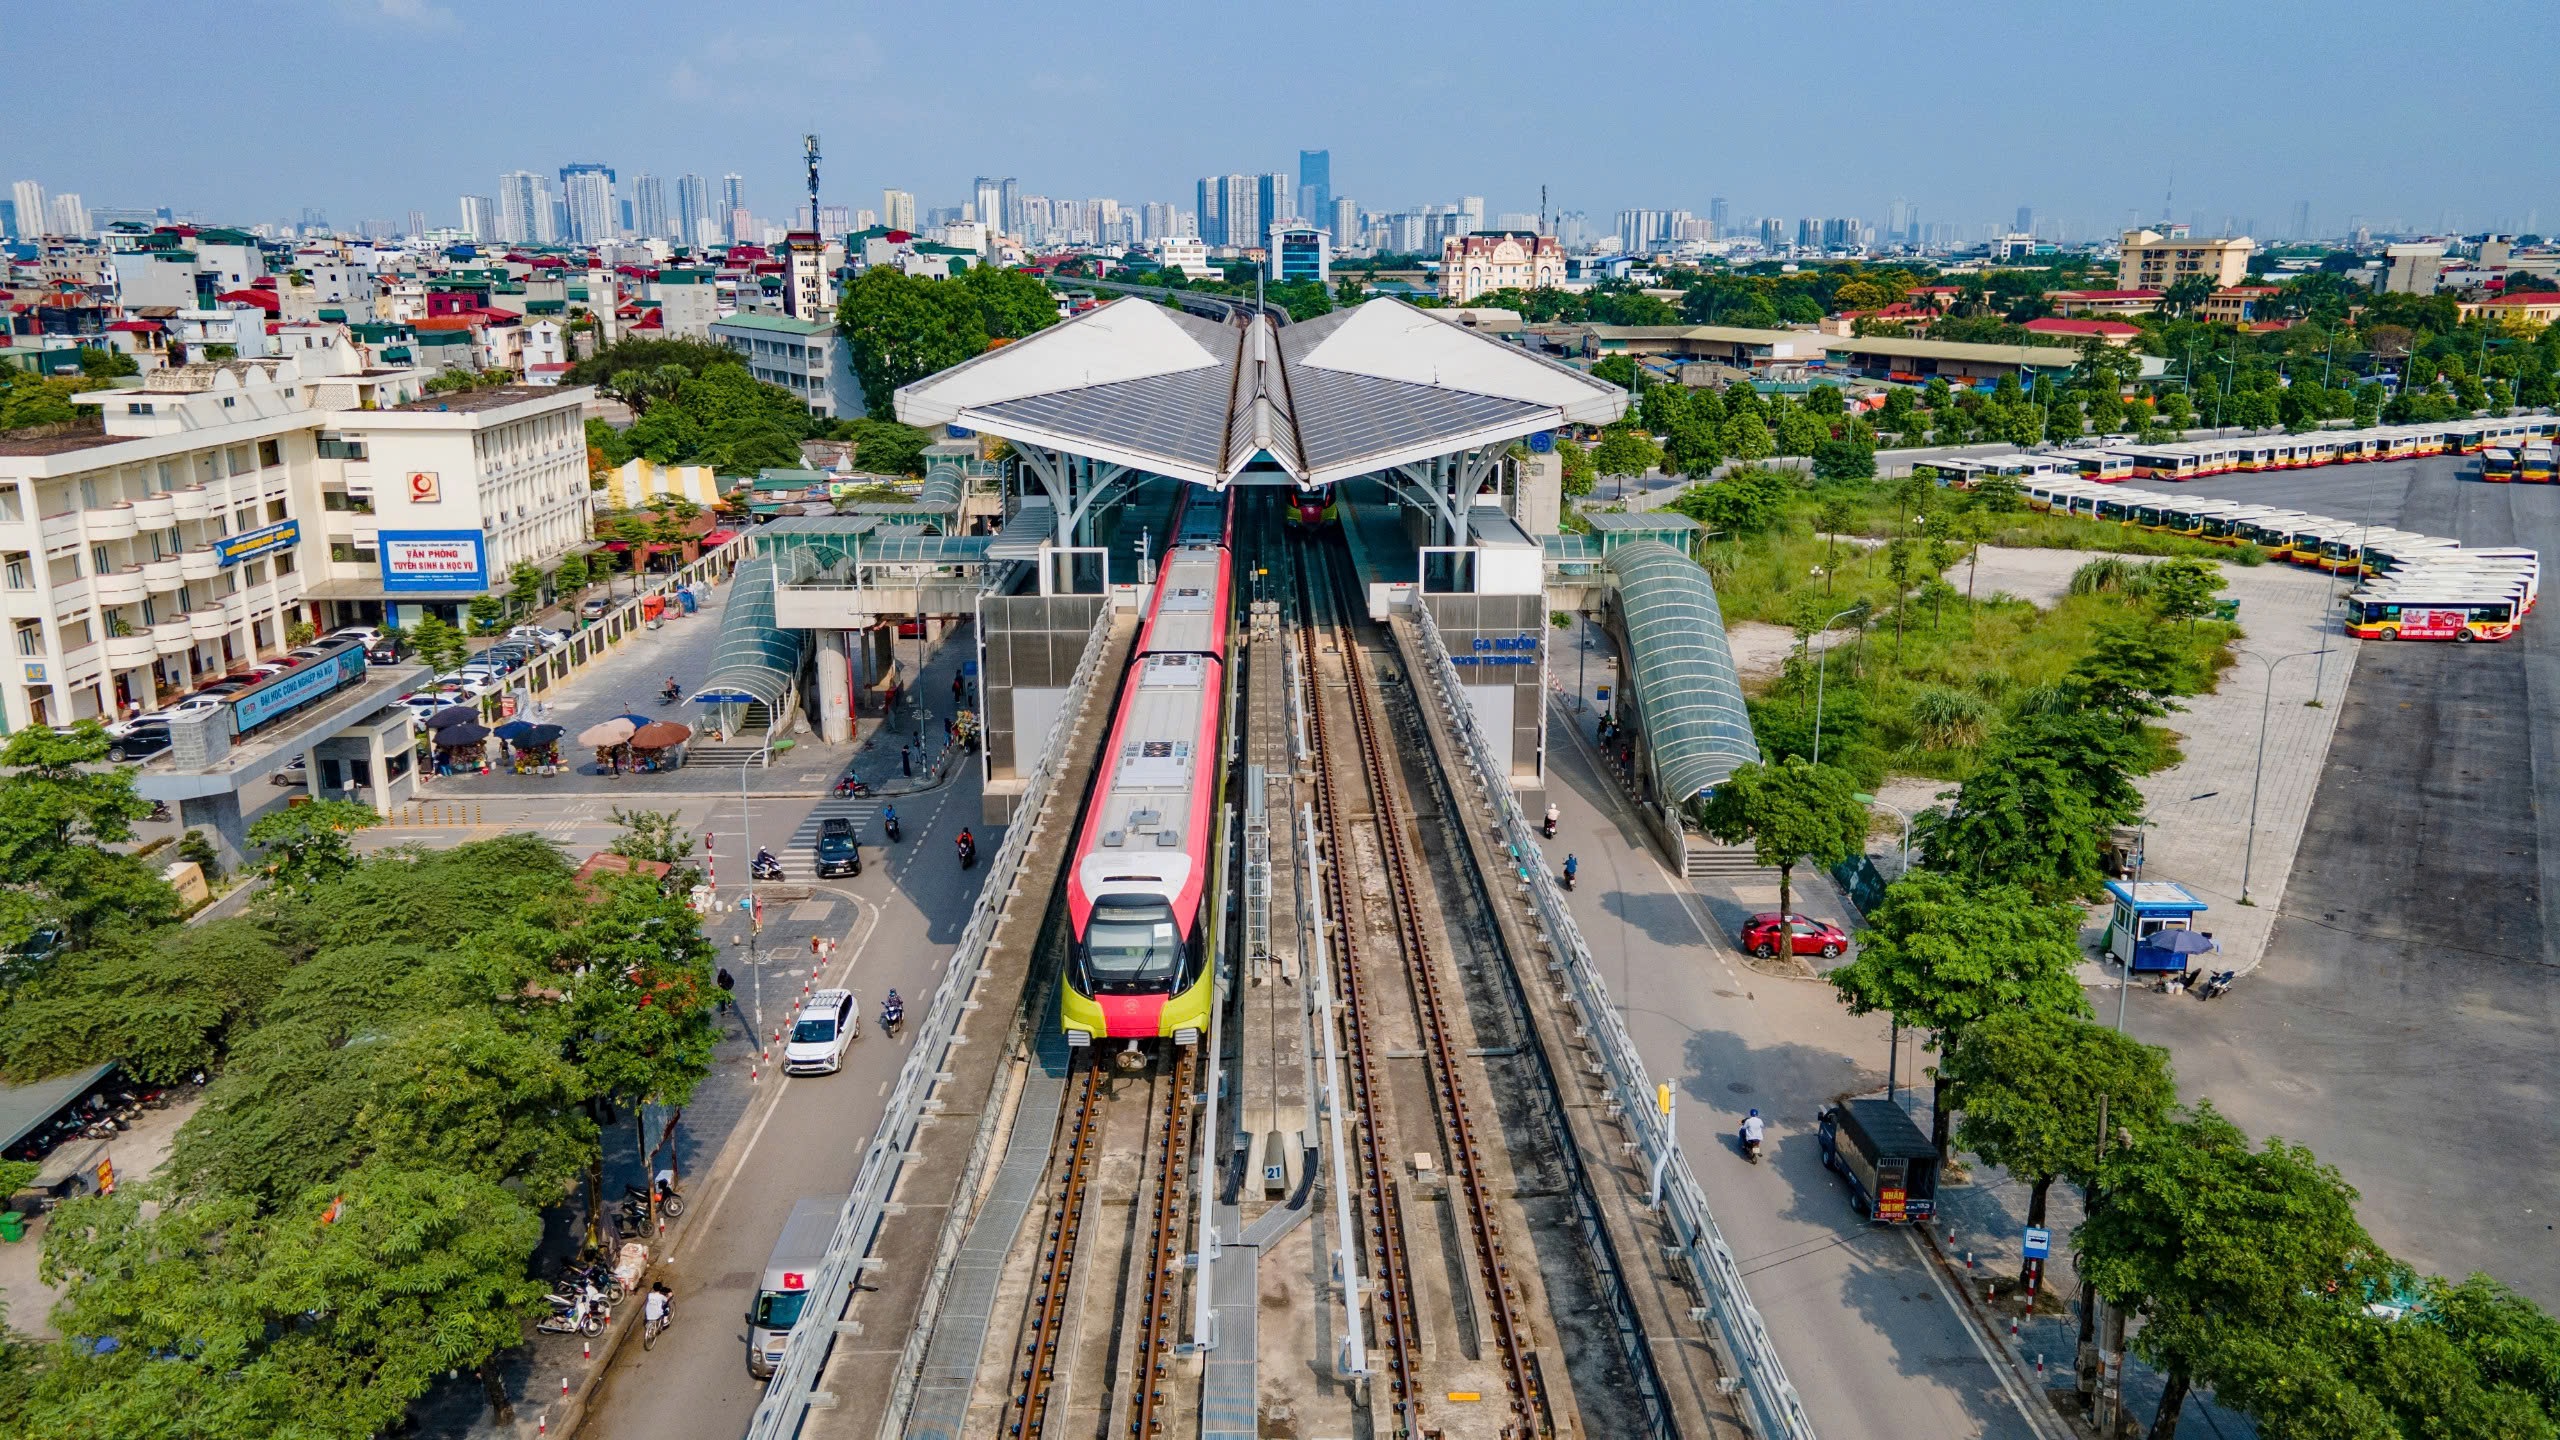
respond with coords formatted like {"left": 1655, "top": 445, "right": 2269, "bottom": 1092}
{"left": 1013, "top": 1061, "right": 1105, "bottom": 1439}
{"left": 1129, "top": 1048, "right": 1196, "bottom": 1438}
{"left": 1298, "top": 538, "right": 1549, "bottom": 1438}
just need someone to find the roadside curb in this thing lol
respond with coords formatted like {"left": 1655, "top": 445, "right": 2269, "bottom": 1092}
{"left": 1915, "top": 1222, "right": 2083, "bottom": 1440}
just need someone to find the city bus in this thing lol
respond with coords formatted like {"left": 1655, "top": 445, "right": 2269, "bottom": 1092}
{"left": 2120, "top": 446, "right": 2200, "bottom": 481}
{"left": 2481, "top": 447, "right": 2519, "bottom": 482}
{"left": 2403, "top": 548, "right": 2540, "bottom": 610}
{"left": 2236, "top": 512, "right": 2317, "bottom": 552}
{"left": 2344, "top": 583, "right": 2525, "bottom": 642}
{"left": 2523, "top": 443, "right": 2556, "bottom": 483}
{"left": 2318, "top": 530, "right": 2451, "bottom": 576}
{"left": 2051, "top": 448, "right": 2136, "bottom": 482}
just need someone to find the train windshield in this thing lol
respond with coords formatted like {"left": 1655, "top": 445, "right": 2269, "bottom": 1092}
{"left": 1083, "top": 898, "right": 1185, "bottom": 992}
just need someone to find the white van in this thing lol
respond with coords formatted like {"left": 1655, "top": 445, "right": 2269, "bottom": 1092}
{"left": 746, "top": 1194, "right": 848, "bottom": 1379}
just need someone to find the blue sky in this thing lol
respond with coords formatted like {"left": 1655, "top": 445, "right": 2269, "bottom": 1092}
{"left": 9, "top": 0, "right": 2558, "bottom": 238}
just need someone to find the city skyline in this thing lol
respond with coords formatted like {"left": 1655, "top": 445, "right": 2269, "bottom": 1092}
{"left": 3, "top": 0, "right": 2554, "bottom": 240}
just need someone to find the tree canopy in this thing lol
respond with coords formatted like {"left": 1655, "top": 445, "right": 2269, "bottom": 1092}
{"left": 1695, "top": 758, "right": 1869, "bottom": 918}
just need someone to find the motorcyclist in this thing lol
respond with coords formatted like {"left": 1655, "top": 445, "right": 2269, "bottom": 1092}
{"left": 956, "top": 828, "right": 975, "bottom": 856}
{"left": 1740, "top": 1109, "right": 1765, "bottom": 1149}
{"left": 1561, "top": 853, "right": 1578, "bottom": 885}
{"left": 882, "top": 989, "right": 904, "bottom": 1029}
{"left": 883, "top": 804, "right": 900, "bottom": 840}
{"left": 1543, "top": 802, "right": 1561, "bottom": 837}
{"left": 662, "top": 676, "right": 681, "bottom": 703}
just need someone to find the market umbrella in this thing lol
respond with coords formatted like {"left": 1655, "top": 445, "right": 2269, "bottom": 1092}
{"left": 514, "top": 723, "right": 564, "bottom": 747}
{"left": 425, "top": 705, "right": 479, "bottom": 732}
{"left": 491, "top": 719, "right": 535, "bottom": 740}
{"left": 629, "top": 720, "right": 692, "bottom": 749}
{"left": 439, "top": 722, "right": 491, "bottom": 746}
{"left": 2141, "top": 929, "right": 2219, "bottom": 956}
{"left": 577, "top": 718, "right": 638, "bottom": 748}
{"left": 613, "top": 713, "right": 654, "bottom": 728}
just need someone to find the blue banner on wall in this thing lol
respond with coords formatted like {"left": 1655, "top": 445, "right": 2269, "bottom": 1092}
{"left": 378, "top": 530, "right": 488, "bottom": 593}
{"left": 214, "top": 519, "right": 299, "bottom": 567}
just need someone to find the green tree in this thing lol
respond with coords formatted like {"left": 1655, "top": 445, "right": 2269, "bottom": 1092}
{"left": 1829, "top": 870, "right": 2090, "bottom": 1154}
{"left": 0, "top": 723, "right": 175, "bottom": 947}
{"left": 839, "top": 265, "right": 989, "bottom": 414}
{"left": 2069, "top": 620, "right": 2196, "bottom": 727}
{"left": 1695, "top": 758, "right": 1869, "bottom": 920}
{"left": 838, "top": 416, "right": 934, "bottom": 476}
{"left": 952, "top": 261, "right": 1062, "bottom": 340}
{"left": 1810, "top": 437, "right": 1875, "bottom": 480}
{"left": 1943, "top": 1012, "right": 2176, "bottom": 1269}
{"left": 0, "top": 917, "right": 293, "bottom": 1083}
{"left": 607, "top": 806, "right": 699, "bottom": 875}
{"left": 1590, "top": 354, "right": 1644, "bottom": 392}
{"left": 1590, "top": 424, "right": 1663, "bottom": 493}
{"left": 2149, "top": 558, "right": 2228, "bottom": 626}
{"left": 357, "top": 1013, "right": 596, "bottom": 1196}
{"left": 552, "top": 549, "right": 591, "bottom": 595}
{"left": 1555, "top": 436, "right": 1597, "bottom": 497}
{"left": 506, "top": 561, "right": 544, "bottom": 615}
{"left": 1721, "top": 410, "right": 1776, "bottom": 461}
{"left": 1670, "top": 466, "right": 1794, "bottom": 539}
{"left": 1922, "top": 747, "right": 2104, "bottom": 902}
{"left": 245, "top": 800, "right": 381, "bottom": 900}
{"left": 407, "top": 614, "right": 467, "bottom": 673}
{"left": 2076, "top": 1103, "right": 2380, "bottom": 1440}
{"left": 465, "top": 593, "right": 505, "bottom": 635}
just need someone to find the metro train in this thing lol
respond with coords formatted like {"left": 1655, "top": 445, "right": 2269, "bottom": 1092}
{"left": 1283, "top": 482, "right": 1339, "bottom": 529}
{"left": 1060, "top": 488, "right": 1231, "bottom": 1061}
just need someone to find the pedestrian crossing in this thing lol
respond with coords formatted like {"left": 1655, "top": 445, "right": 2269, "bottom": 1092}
{"left": 787, "top": 796, "right": 883, "bottom": 850}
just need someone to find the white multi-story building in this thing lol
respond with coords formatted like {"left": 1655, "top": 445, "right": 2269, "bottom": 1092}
{"left": 1439, "top": 231, "right": 1565, "bottom": 302}
{"left": 1151, "top": 235, "right": 1215, "bottom": 280}
{"left": 0, "top": 347, "right": 598, "bottom": 731}
{"left": 710, "top": 311, "right": 862, "bottom": 419}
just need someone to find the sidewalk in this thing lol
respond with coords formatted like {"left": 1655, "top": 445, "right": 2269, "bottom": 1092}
{"left": 1889, "top": 1088, "right": 2261, "bottom": 1439}
{"left": 2095, "top": 560, "right": 2356, "bottom": 982}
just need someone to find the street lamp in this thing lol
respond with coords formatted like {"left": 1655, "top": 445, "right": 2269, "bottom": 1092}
{"left": 1851, "top": 791, "right": 1912, "bottom": 869}
{"left": 1807, "top": 606, "right": 1863, "bottom": 768}
{"left": 2236, "top": 646, "right": 2332, "bottom": 905}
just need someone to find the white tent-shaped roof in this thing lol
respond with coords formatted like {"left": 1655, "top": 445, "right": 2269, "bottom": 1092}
{"left": 895, "top": 296, "right": 1626, "bottom": 487}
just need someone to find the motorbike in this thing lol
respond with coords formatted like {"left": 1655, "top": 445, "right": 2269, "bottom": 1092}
{"left": 536, "top": 1286, "right": 608, "bottom": 1337}
{"left": 751, "top": 849, "right": 785, "bottom": 882}
{"left": 623, "top": 1182, "right": 684, "bottom": 1220}
{"left": 881, "top": 996, "right": 904, "bottom": 1040}
{"left": 146, "top": 800, "right": 171, "bottom": 823}
{"left": 556, "top": 1259, "right": 624, "bottom": 1302}
{"left": 883, "top": 811, "right": 901, "bottom": 842}
{"left": 833, "top": 775, "right": 872, "bottom": 798}
{"left": 659, "top": 683, "right": 682, "bottom": 707}
{"left": 1559, "top": 858, "right": 1578, "bottom": 892}
{"left": 955, "top": 835, "right": 977, "bottom": 870}
{"left": 2199, "top": 968, "right": 2240, "bottom": 1000}
{"left": 1541, "top": 814, "right": 1558, "bottom": 838}
{"left": 1740, "top": 1125, "right": 1764, "bottom": 1164}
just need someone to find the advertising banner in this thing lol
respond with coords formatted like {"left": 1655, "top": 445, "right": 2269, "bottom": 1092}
{"left": 214, "top": 519, "right": 300, "bottom": 568}
{"left": 379, "top": 530, "right": 488, "bottom": 593}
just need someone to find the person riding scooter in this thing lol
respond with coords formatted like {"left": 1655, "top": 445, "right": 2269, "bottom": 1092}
{"left": 882, "top": 805, "right": 901, "bottom": 842}
{"left": 1542, "top": 802, "right": 1560, "bottom": 838}
{"left": 752, "top": 847, "right": 783, "bottom": 881}
{"left": 1560, "top": 853, "right": 1578, "bottom": 891}
{"left": 1740, "top": 1108, "right": 1765, "bottom": 1164}
{"left": 955, "top": 828, "right": 977, "bottom": 869}
{"left": 881, "top": 989, "right": 904, "bottom": 1038}
{"left": 661, "top": 676, "right": 682, "bottom": 706}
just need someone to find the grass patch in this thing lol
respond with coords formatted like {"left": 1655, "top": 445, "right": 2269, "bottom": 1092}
{"left": 1695, "top": 473, "right": 2242, "bottom": 787}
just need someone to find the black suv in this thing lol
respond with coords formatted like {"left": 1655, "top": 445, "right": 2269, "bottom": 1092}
{"left": 814, "top": 817, "right": 862, "bottom": 878}
{"left": 109, "top": 722, "right": 172, "bottom": 762}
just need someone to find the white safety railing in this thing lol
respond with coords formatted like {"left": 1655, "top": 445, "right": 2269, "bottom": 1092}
{"left": 745, "top": 602, "right": 1119, "bottom": 1440}
{"left": 1410, "top": 604, "right": 1817, "bottom": 1440}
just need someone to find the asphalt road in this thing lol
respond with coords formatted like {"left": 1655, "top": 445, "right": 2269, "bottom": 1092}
{"left": 1540, "top": 694, "right": 2052, "bottom": 1439}
{"left": 2127, "top": 455, "right": 2560, "bottom": 1303}
{"left": 578, "top": 761, "right": 996, "bottom": 1439}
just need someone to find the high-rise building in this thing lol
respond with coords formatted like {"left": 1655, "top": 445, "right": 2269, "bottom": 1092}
{"left": 496, "top": 170, "right": 549, "bottom": 243}
{"left": 1000, "top": 177, "right": 1021, "bottom": 237}
{"left": 1760, "top": 217, "right": 1786, "bottom": 250}
{"left": 458, "top": 194, "right": 496, "bottom": 241}
{"left": 2292, "top": 200, "right": 2312, "bottom": 241}
{"left": 2014, "top": 205, "right": 2035, "bottom": 235}
{"left": 881, "top": 188, "right": 916, "bottom": 233}
{"left": 1710, "top": 196, "right": 1730, "bottom": 234}
{"left": 1196, "top": 177, "right": 1222, "bottom": 245}
{"left": 10, "top": 181, "right": 45, "bottom": 238}
{"left": 1259, "top": 172, "right": 1293, "bottom": 231}
{"left": 1459, "top": 196, "right": 1484, "bottom": 236}
{"left": 1269, "top": 225, "right": 1330, "bottom": 286}
{"left": 558, "top": 163, "right": 617, "bottom": 243}
{"left": 1299, "top": 149, "right": 1331, "bottom": 231}
{"left": 676, "top": 174, "right": 712, "bottom": 248}
{"left": 1886, "top": 198, "right": 1911, "bottom": 243}
{"left": 1222, "top": 175, "right": 1258, "bottom": 252}
{"left": 1331, "top": 197, "right": 1359, "bottom": 249}
{"left": 0, "top": 199, "right": 16, "bottom": 241}
{"left": 1141, "top": 201, "right": 1176, "bottom": 241}
{"left": 973, "top": 177, "right": 1003, "bottom": 234}
{"left": 721, "top": 174, "right": 747, "bottom": 241}
{"left": 632, "top": 174, "right": 670, "bottom": 241}
{"left": 48, "top": 192, "right": 87, "bottom": 237}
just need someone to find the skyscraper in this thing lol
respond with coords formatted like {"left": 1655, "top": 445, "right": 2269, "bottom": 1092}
{"left": 1259, "top": 171, "right": 1294, "bottom": 231}
{"left": 1886, "top": 198, "right": 1911, "bottom": 243}
{"left": 1710, "top": 196, "right": 1730, "bottom": 234}
{"left": 1222, "top": 175, "right": 1258, "bottom": 252}
{"left": 1000, "top": 177, "right": 1021, "bottom": 237}
{"left": 721, "top": 174, "right": 747, "bottom": 241}
{"left": 2014, "top": 205, "right": 2035, "bottom": 235}
{"left": 558, "top": 164, "right": 617, "bottom": 243}
{"left": 1331, "top": 197, "right": 1359, "bottom": 249}
{"left": 11, "top": 181, "right": 47, "bottom": 238}
{"left": 972, "top": 177, "right": 1003, "bottom": 232}
{"left": 1299, "top": 149, "right": 1331, "bottom": 232}
{"left": 458, "top": 195, "right": 495, "bottom": 240}
{"left": 1196, "top": 177, "right": 1222, "bottom": 246}
{"left": 882, "top": 188, "right": 916, "bottom": 232}
{"left": 676, "top": 175, "right": 712, "bottom": 248}
{"left": 496, "top": 170, "right": 550, "bottom": 243}
{"left": 632, "top": 174, "right": 670, "bottom": 241}
{"left": 49, "top": 193, "right": 88, "bottom": 238}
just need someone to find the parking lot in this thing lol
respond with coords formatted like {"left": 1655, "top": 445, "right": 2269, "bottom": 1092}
{"left": 2127, "top": 453, "right": 2560, "bottom": 1302}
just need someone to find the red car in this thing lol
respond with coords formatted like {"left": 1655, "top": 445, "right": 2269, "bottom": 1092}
{"left": 1742, "top": 912, "right": 1850, "bottom": 960}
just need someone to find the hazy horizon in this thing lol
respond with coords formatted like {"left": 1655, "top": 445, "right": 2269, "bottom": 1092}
{"left": 7, "top": 0, "right": 2556, "bottom": 240}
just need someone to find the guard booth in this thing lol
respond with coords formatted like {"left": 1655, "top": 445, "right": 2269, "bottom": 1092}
{"left": 2105, "top": 880, "right": 2213, "bottom": 972}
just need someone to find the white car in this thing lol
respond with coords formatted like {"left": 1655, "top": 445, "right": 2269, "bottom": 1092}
{"left": 123, "top": 694, "right": 226, "bottom": 732}
{"left": 783, "top": 989, "right": 857, "bottom": 1075}
{"left": 437, "top": 671, "right": 503, "bottom": 699}
{"left": 330, "top": 626, "right": 385, "bottom": 647}
{"left": 507, "top": 625, "right": 569, "bottom": 650}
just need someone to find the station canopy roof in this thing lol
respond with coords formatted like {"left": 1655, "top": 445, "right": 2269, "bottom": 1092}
{"left": 895, "top": 297, "right": 1627, "bottom": 488}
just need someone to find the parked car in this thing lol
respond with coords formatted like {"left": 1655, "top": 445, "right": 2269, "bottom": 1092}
{"left": 366, "top": 642, "right": 406, "bottom": 666}
{"left": 329, "top": 626, "right": 386, "bottom": 647}
{"left": 783, "top": 989, "right": 857, "bottom": 1075}
{"left": 2, "top": 923, "right": 68, "bottom": 977}
{"left": 1740, "top": 912, "right": 1850, "bottom": 960}
{"left": 108, "top": 722, "right": 172, "bottom": 761}
{"left": 814, "top": 817, "right": 861, "bottom": 878}
{"left": 438, "top": 671, "right": 503, "bottom": 698}
{"left": 150, "top": 694, "right": 229, "bottom": 723}
{"left": 508, "top": 625, "right": 569, "bottom": 649}
{"left": 577, "top": 597, "right": 613, "bottom": 622}
{"left": 271, "top": 754, "right": 308, "bottom": 787}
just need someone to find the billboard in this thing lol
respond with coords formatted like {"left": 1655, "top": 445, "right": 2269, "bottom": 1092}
{"left": 214, "top": 518, "right": 299, "bottom": 567}
{"left": 379, "top": 530, "right": 488, "bottom": 593}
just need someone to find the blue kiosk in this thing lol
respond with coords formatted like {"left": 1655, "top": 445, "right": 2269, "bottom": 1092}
{"left": 2105, "top": 880, "right": 2216, "bottom": 974}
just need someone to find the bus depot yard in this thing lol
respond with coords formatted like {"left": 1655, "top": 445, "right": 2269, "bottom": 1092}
{"left": 1694, "top": 442, "right": 2560, "bottom": 1315}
